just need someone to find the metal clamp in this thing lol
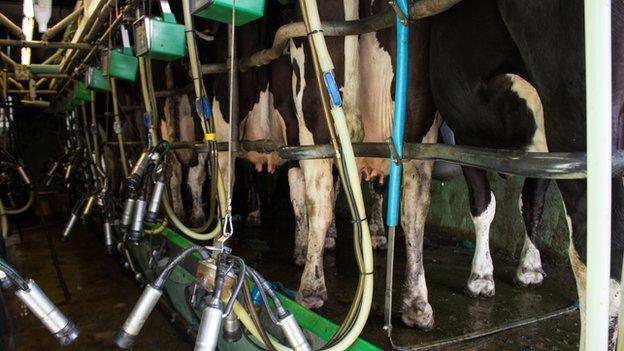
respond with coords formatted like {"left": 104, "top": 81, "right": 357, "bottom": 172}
{"left": 386, "top": 137, "right": 402, "bottom": 164}
{"left": 388, "top": 0, "right": 410, "bottom": 26}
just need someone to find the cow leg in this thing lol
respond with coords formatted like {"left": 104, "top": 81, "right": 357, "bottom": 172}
{"left": 463, "top": 167, "right": 496, "bottom": 297}
{"left": 515, "top": 178, "right": 548, "bottom": 287}
{"left": 187, "top": 153, "right": 207, "bottom": 226}
{"left": 245, "top": 163, "right": 262, "bottom": 227}
{"left": 325, "top": 176, "right": 339, "bottom": 251}
{"left": 561, "top": 181, "right": 622, "bottom": 351}
{"left": 400, "top": 159, "right": 435, "bottom": 330}
{"left": 289, "top": 166, "right": 309, "bottom": 266}
{"left": 296, "top": 158, "right": 333, "bottom": 309}
{"left": 169, "top": 155, "right": 185, "bottom": 218}
{"left": 369, "top": 181, "right": 387, "bottom": 249}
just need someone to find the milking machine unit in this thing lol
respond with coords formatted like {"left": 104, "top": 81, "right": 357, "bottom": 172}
{"left": 0, "top": 258, "right": 79, "bottom": 345}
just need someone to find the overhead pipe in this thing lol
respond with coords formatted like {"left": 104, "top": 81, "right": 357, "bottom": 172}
{"left": 59, "top": 0, "right": 116, "bottom": 78}
{"left": 57, "top": 2, "right": 132, "bottom": 97}
{"left": 42, "top": 48, "right": 63, "bottom": 64}
{"left": 8, "top": 89, "right": 55, "bottom": 94}
{"left": 201, "top": 0, "right": 464, "bottom": 74}
{"left": 585, "top": 0, "right": 613, "bottom": 349}
{"left": 0, "top": 39, "right": 92, "bottom": 50}
{"left": 0, "top": 12, "right": 25, "bottom": 39}
{"left": 41, "top": 4, "right": 84, "bottom": 40}
{"left": 0, "top": 52, "right": 18, "bottom": 67}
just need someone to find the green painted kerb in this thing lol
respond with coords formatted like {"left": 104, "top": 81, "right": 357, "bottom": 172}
{"left": 159, "top": 226, "right": 381, "bottom": 350}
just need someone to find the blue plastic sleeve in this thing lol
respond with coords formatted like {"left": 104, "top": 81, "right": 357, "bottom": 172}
{"left": 386, "top": 0, "right": 410, "bottom": 227}
{"left": 200, "top": 96, "right": 212, "bottom": 119}
{"left": 142, "top": 112, "right": 152, "bottom": 128}
{"left": 323, "top": 71, "right": 342, "bottom": 107}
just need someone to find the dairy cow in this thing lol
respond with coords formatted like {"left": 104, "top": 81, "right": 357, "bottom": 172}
{"left": 430, "top": 0, "right": 624, "bottom": 347}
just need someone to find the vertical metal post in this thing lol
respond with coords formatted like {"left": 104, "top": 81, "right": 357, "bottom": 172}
{"left": 585, "top": 0, "right": 612, "bottom": 349}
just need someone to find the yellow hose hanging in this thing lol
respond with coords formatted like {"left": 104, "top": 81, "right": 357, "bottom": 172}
{"left": 91, "top": 91, "right": 100, "bottom": 164}
{"left": 0, "top": 200, "right": 8, "bottom": 239}
{"left": 138, "top": 50, "right": 225, "bottom": 241}
{"left": 110, "top": 77, "right": 129, "bottom": 177}
{"left": 81, "top": 103, "right": 93, "bottom": 157}
{"left": 298, "top": 0, "right": 374, "bottom": 349}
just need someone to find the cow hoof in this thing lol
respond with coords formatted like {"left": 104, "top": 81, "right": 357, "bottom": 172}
{"left": 465, "top": 274, "right": 495, "bottom": 297}
{"left": 401, "top": 298, "right": 435, "bottom": 330}
{"left": 245, "top": 210, "right": 261, "bottom": 227}
{"left": 296, "top": 290, "right": 327, "bottom": 309}
{"left": 371, "top": 235, "right": 387, "bottom": 250}
{"left": 324, "top": 236, "right": 336, "bottom": 250}
{"left": 514, "top": 267, "right": 544, "bottom": 288}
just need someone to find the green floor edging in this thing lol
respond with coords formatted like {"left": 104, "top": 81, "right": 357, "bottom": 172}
{"left": 159, "top": 227, "right": 381, "bottom": 350}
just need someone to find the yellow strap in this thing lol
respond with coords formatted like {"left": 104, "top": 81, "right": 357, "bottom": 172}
{"left": 204, "top": 132, "right": 216, "bottom": 141}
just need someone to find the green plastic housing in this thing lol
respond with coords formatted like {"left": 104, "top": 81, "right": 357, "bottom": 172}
{"left": 193, "top": 0, "right": 265, "bottom": 26}
{"left": 74, "top": 82, "right": 92, "bottom": 102}
{"left": 135, "top": 15, "right": 187, "bottom": 61}
{"left": 85, "top": 67, "right": 111, "bottom": 92}
{"left": 151, "top": 16, "right": 187, "bottom": 61}
{"left": 109, "top": 48, "right": 139, "bottom": 82}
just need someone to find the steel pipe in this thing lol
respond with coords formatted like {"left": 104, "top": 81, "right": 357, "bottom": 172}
{"left": 192, "top": 140, "right": 624, "bottom": 179}
{"left": 8, "top": 89, "right": 56, "bottom": 94}
{"left": 202, "top": 0, "right": 464, "bottom": 74}
{"left": 0, "top": 39, "right": 91, "bottom": 50}
{"left": 0, "top": 12, "right": 25, "bottom": 39}
{"left": 41, "top": 5, "right": 84, "bottom": 41}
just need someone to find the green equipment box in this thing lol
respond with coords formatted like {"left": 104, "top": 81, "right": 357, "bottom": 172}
{"left": 102, "top": 48, "right": 139, "bottom": 82}
{"left": 74, "top": 81, "right": 92, "bottom": 102}
{"left": 85, "top": 67, "right": 111, "bottom": 92}
{"left": 134, "top": 14, "right": 187, "bottom": 61}
{"left": 192, "top": 0, "right": 265, "bottom": 26}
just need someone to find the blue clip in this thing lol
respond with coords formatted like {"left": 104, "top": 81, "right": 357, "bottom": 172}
{"left": 323, "top": 71, "right": 342, "bottom": 107}
{"left": 142, "top": 113, "right": 152, "bottom": 128}
{"left": 201, "top": 96, "right": 212, "bottom": 119}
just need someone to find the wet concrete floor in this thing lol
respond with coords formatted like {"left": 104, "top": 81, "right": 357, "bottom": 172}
{"left": 3, "top": 218, "right": 191, "bottom": 350}
{"left": 232, "top": 209, "right": 580, "bottom": 351}
{"left": 4, "top": 209, "right": 580, "bottom": 350}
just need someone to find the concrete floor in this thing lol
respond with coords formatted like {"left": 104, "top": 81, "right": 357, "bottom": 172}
{"left": 3, "top": 210, "right": 580, "bottom": 350}
{"left": 2, "top": 218, "right": 191, "bottom": 350}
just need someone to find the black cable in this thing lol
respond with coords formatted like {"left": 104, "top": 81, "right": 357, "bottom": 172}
{"left": 245, "top": 270, "right": 279, "bottom": 325}
{"left": 222, "top": 255, "right": 246, "bottom": 317}
{"left": 0, "top": 259, "right": 28, "bottom": 291}
{"left": 35, "top": 193, "right": 71, "bottom": 302}
{"left": 153, "top": 245, "right": 211, "bottom": 289}
{"left": 242, "top": 279, "right": 277, "bottom": 351}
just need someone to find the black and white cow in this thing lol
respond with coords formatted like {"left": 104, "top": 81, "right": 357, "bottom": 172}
{"left": 429, "top": 0, "right": 624, "bottom": 347}
{"left": 272, "top": 0, "right": 440, "bottom": 322}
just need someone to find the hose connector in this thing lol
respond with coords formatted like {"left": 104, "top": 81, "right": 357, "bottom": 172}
{"left": 222, "top": 312, "right": 241, "bottom": 343}
{"left": 114, "top": 284, "right": 162, "bottom": 349}
{"left": 278, "top": 313, "right": 311, "bottom": 351}
{"left": 121, "top": 197, "right": 136, "bottom": 231}
{"left": 80, "top": 195, "right": 96, "bottom": 224}
{"left": 194, "top": 305, "right": 223, "bottom": 351}
{"left": 104, "top": 220, "right": 114, "bottom": 254}
{"left": 16, "top": 165, "right": 32, "bottom": 188}
{"left": 145, "top": 181, "right": 165, "bottom": 223}
{"left": 128, "top": 193, "right": 147, "bottom": 243}
{"left": 60, "top": 213, "right": 78, "bottom": 242}
{"left": 15, "top": 280, "right": 80, "bottom": 346}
